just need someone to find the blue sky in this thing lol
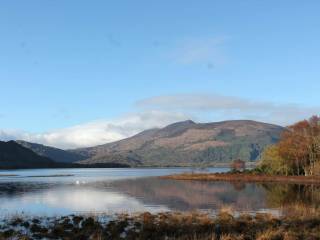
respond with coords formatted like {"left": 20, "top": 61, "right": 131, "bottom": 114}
{"left": 1, "top": 1, "right": 320, "bottom": 148}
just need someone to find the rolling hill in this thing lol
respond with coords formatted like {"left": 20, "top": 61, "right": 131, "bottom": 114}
{"left": 16, "top": 140, "right": 87, "bottom": 163}
{"left": 2, "top": 141, "right": 129, "bottom": 169}
{"left": 75, "top": 120, "right": 285, "bottom": 167}
{"left": 0, "top": 141, "right": 59, "bottom": 169}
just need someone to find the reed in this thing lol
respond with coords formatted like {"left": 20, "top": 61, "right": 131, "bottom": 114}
{"left": 162, "top": 172, "right": 320, "bottom": 185}
{"left": 1, "top": 210, "right": 320, "bottom": 240}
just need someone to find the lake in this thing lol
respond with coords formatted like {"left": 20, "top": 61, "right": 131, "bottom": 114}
{"left": 0, "top": 168, "right": 319, "bottom": 218}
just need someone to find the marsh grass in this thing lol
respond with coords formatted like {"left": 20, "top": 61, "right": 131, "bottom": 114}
{"left": 163, "top": 172, "right": 320, "bottom": 185}
{"left": 280, "top": 203, "right": 320, "bottom": 218}
{"left": 1, "top": 209, "right": 320, "bottom": 240}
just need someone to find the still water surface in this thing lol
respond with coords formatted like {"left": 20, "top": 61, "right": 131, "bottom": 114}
{"left": 0, "top": 168, "right": 318, "bottom": 218}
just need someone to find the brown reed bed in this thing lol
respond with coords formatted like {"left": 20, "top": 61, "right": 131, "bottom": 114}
{"left": 161, "top": 172, "right": 320, "bottom": 185}
{"left": 1, "top": 207, "right": 320, "bottom": 240}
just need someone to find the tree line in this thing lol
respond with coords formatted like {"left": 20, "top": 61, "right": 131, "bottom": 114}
{"left": 259, "top": 116, "right": 320, "bottom": 176}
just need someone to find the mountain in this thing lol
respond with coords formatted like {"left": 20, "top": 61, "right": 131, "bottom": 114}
{"left": 0, "top": 141, "right": 59, "bottom": 169}
{"left": 16, "top": 140, "right": 87, "bottom": 163}
{"left": 2, "top": 141, "right": 130, "bottom": 169}
{"left": 76, "top": 120, "right": 285, "bottom": 167}
{"left": 10, "top": 120, "right": 285, "bottom": 168}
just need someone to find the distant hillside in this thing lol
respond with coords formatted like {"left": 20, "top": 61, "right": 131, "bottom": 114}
{"left": 76, "top": 120, "right": 285, "bottom": 167}
{"left": 0, "top": 141, "right": 59, "bottom": 169}
{"left": 1, "top": 141, "right": 130, "bottom": 169}
{"left": 16, "top": 140, "right": 87, "bottom": 163}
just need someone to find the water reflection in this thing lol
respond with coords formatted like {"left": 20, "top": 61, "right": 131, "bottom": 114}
{"left": 262, "top": 183, "right": 320, "bottom": 209}
{"left": 0, "top": 170, "right": 320, "bottom": 218}
{"left": 0, "top": 186, "right": 168, "bottom": 217}
{"left": 106, "top": 178, "right": 267, "bottom": 212}
{"left": 0, "top": 168, "right": 218, "bottom": 183}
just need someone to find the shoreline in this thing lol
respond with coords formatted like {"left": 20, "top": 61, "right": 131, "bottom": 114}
{"left": 1, "top": 208, "right": 319, "bottom": 240}
{"left": 0, "top": 165, "right": 233, "bottom": 171}
{"left": 161, "top": 172, "right": 320, "bottom": 185}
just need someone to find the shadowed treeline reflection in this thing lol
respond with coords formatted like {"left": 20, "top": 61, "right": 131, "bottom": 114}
{"left": 0, "top": 182, "right": 58, "bottom": 196}
{"left": 262, "top": 183, "right": 320, "bottom": 209}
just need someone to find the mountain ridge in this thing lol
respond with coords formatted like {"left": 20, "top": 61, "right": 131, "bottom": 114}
{"left": 0, "top": 141, "right": 130, "bottom": 169}
{"left": 75, "top": 120, "right": 285, "bottom": 167}
{"left": 12, "top": 120, "right": 285, "bottom": 167}
{"left": 16, "top": 140, "right": 87, "bottom": 163}
{"left": 0, "top": 140, "right": 60, "bottom": 169}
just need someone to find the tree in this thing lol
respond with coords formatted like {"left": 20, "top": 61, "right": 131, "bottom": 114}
{"left": 278, "top": 116, "right": 320, "bottom": 176}
{"left": 259, "top": 116, "right": 320, "bottom": 176}
{"left": 259, "top": 145, "right": 288, "bottom": 175}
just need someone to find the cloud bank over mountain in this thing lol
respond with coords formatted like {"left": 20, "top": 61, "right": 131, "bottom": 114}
{"left": 0, "top": 111, "right": 189, "bottom": 149}
{"left": 0, "top": 94, "right": 319, "bottom": 149}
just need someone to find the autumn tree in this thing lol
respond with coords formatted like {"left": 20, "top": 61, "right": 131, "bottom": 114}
{"left": 305, "top": 116, "right": 320, "bottom": 175}
{"left": 259, "top": 145, "right": 288, "bottom": 175}
{"left": 278, "top": 116, "right": 320, "bottom": 176}
{"left": 259, "top": 116, "right": 320, "bottom": 176}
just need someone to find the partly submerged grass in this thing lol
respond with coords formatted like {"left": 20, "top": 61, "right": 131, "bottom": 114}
{"left": 162, "top": 172, "right": 320, "bottom": 185}
{"left": 1, "top": 208, "right": 320, "bottom": 240}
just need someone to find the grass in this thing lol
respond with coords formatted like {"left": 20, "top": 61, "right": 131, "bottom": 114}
{"left": 1, "top": 207, "right": 320, "bottom": 240}
{"left": 162, "top": 172, "right": 320, "bottom": 185}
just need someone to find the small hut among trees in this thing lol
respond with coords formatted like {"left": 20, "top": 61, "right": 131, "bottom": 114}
{"left": 231, "top": 159, "right": 246, "bottom": 172}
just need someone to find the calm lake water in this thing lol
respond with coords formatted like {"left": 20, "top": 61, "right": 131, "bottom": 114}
{"left": 0, "top": 168, "right": 319, "bottom": 218}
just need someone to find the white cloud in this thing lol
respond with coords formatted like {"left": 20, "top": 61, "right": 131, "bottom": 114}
{"left": 136, "top": 94, "right": 320, "bottom": 126}
{"left": 171, "top": 36, "right": 228, "bottom": 66}
{"left": 2, "top": 94, "right": 319, "bottom": 149}
{"left": 0, "top": 111, "right": 190, "bottom": 149}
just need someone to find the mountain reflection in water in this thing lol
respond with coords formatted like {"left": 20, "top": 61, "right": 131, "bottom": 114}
{"left": 1, "top": 175, "right": 320, "bottom": 217}
{"left": 112, "top": 178, "right": 320, "bottom": 212}
{"left": 106, "top": 178, "right": 266, "bottom": 212}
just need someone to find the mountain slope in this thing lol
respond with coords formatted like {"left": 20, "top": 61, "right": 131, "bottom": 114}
{"left": 76, "top": 120, "right": 285, "bottom": 167}
{"left": 1, "top": 141, "right": 130, "bottom": 169}
{"left": 0, "top": 141, "right": 59, "bottom": 169}
{"left": 16, "top": 140, "right": 87, "bottom": 163}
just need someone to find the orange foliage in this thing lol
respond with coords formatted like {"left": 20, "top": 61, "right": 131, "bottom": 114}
{"left": 278, "top": 116, "right": 320, "bottom": 176}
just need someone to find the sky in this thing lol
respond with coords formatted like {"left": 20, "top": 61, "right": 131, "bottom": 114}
{"left": 1, "top": 0, "right": 320, "bottom": 149}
